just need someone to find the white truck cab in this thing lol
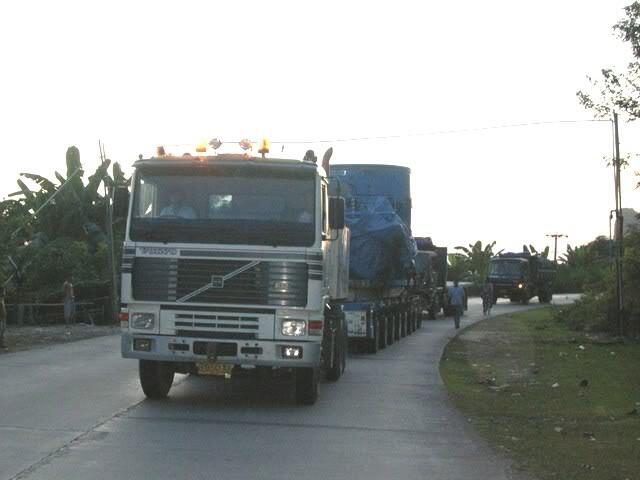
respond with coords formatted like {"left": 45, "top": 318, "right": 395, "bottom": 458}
{"left": 120, "top": 149, "right": 348, "bottom": 404}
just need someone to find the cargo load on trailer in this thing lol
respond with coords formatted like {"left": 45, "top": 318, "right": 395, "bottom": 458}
{"left": 330, "top": 164, "right": 421, "bottom": 353}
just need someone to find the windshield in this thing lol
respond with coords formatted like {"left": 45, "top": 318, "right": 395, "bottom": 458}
{"left": 489, "top": 259, "right": 526, "bottom": 277}
{"left": 130, "top": 168, "right": 316, "bottom": 246}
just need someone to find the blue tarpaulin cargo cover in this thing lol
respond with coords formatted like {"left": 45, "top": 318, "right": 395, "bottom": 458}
{"left": 346, "top": 196, "right": 417, "bottom": 285}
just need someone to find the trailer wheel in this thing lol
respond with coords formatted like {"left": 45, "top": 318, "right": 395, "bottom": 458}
{"left": 386, "top": 314, "right": 395, "bottom": 345}
{"left": 378, "top": 316, "right": 387, "bottom": 349}
{"left": 411, "top": 308, "right": 417, "bottom": 333}
{"left": 367, "top": 314, "right": 379, "bottom": 354}
{"left": 295, "top": 367, "right": 319, "bottom": 405}
{"left": 139, "top": 360, "right": 174, "bottom": 399}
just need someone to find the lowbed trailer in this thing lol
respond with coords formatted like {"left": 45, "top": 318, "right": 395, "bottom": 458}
{"left": 330, "top": 164, "right": 421, "bottom": 353}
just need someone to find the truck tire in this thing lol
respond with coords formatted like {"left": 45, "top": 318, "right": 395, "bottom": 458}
{"left": 409, "top": 309, "right": 414, "bottom": 333}
{"left": 539, "top": 291, "right": 552, "bottom": 304}
{"left": 386, "top": 313, "right": 395, "bottom": 345}
{"left": 326, "top": 322, "right": 345, "bottom": 381}
{"left": 367, "top": 315, "right": 379, "bottom": 354}
{"left": 139, "top": 360, "right": 174, "bottom": 399}
{"left": 378, "top": 316, "right": 387, "bottom": 349}
{"left": 295, "top": 367, "right": 319, "bottom": 405}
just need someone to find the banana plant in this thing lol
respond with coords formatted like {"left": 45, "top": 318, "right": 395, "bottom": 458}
{"left": 523, "top": 244, "right": 550, "bottom": 258}
{"left": 455, "top": 240, "right": 502, "bottom": 284}
{"left": 9, "top": 146, "right": 116, "bottom": 245}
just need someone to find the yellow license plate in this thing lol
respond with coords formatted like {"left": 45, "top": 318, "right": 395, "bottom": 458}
{"left": 196, "top": 362, "right": 234, "bottom": 377}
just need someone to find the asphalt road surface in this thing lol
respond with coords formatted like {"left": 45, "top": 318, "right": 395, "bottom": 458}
{"left": 0, "top": 295, "right": 578, "bottom": 480}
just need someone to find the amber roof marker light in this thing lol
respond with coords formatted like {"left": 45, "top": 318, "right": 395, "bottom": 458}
{"left": 258, "top": 138, "right": 270, "bottom": 158}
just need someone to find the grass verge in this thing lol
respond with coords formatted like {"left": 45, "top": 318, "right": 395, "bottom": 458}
{"left": 440, "top": 308, "right": 640, "bottom": 480}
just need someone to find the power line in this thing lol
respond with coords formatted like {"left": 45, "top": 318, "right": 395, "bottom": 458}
{"left": 160, "top": 118, "right": 610, "bottom": 149}
{"left": 271, "top": 119, "right": 610, "bottom": 145}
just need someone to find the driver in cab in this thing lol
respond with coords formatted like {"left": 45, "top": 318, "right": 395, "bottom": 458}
{"left": 160, "top": 190, "right": 197, "bottom": 219}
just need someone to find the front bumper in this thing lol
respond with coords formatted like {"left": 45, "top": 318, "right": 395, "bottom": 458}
{"left": 121, "top": 332, "right": 321, "bottom": 368}
{"left": 494, "top": 284, "right": 526, "bottom": 298}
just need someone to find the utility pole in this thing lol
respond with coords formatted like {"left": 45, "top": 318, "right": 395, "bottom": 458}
{"left": 545, "top": 233, "right": 567, "bottom": 263}
{"left": 612, "top": 112, "right": 624, "bottom": 337}
{"left": 99, "top": 142, "right": 119, "bottom": 324}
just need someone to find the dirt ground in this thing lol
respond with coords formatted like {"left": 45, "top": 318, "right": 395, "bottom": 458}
{"left": 1, "top": 323, "right": 120, "bottom": 354}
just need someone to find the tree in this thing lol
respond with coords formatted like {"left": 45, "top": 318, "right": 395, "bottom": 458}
{"left": 5, "top": 147, "right": 129, "bottom": 303}
{"left": 454, "top": 240, "right": 501, "bottom": 284}
{"left": 522, "top": 244, "right": 550, "bottom": 259}
{"left": 447, "top": 253, "right": 471, "bottom": 282}
{"left": 577, "top": 2, "right": 640, "bottom": 120}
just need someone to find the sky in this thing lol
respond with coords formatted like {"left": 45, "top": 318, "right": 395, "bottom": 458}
{"left": 1, "top": 0, "right": 640, "bottom": 256}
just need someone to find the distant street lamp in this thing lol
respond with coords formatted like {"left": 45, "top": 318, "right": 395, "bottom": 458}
{"left": 546, "top": 233, "right": 568, "bottom": 263}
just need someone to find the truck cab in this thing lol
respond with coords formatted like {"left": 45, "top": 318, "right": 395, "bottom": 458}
{"left": 120, "top": 150, "right": 348, "bottom": 404}
{"left": 488, "top": 253, "right": 555, "bottom": 304}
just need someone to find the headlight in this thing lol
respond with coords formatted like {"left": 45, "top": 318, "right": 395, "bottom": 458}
{"left": 281, "top": 320, "right": 306, "bottom": 336}
{"left": 131, "top": 313, "right": 156, "bottom": 330}
{"left": 517, "top": 283, "right": 524, "bottom": 289}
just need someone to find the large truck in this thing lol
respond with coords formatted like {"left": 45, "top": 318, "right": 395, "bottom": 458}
{"left": 330, "top": 164, "right": 421, "bottom": 354}
{"left": 120, "top": 146, "right": 349, "bottom": 405}
{"left": 413, "top": 237, "right": 450, "bottom": 319}
{"left": 488, "top": 252, "right": 556, "bottom": 304}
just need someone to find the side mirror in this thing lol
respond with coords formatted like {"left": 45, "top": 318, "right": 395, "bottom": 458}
{"left": 329, "top": 197, "right": 345, "bottom": 230}
{"left": 113, "top": 187, "right": 130, "bottom": 219}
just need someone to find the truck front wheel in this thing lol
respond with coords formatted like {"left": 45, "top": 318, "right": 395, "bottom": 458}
{"left": 326, "top": 314, "right": 347, "bottom": 381}
{"left": 295, "top": 367, "right": 319, "bottom": 405}
{"left": 139, "top": 360, "right": 174, "bottom": 399}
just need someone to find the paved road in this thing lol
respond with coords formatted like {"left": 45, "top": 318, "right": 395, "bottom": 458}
{"left": 0, "top": 296, "right": 577, "bottom": 480}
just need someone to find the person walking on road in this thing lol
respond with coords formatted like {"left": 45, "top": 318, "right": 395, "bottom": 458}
{"left": 63, "top": 276, "right": 75, "bottom": 333}
{"left": 481, "top": 278, "right": 494, "bottom": 316}
{"left": 0, "top": 287, "right": 8, "bottom": 351}
{"left": 448, "top": 280, "right": 465, "bottom": 329}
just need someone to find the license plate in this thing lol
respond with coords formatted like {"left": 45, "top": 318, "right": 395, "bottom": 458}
{"left": 196, "top": 362, "right": 234, "bottom": 377}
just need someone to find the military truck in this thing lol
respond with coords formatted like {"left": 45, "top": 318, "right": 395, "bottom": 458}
{"left": 488, "top": 252, "right": 555, "bottom": 304}
{"left": 120, "top": 145, "right": 349, "bottom": 405}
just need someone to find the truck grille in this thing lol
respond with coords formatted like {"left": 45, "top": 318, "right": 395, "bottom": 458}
{"left": 174, "top": 313, "right": 259, "bottom": 340}
{"left": 132, "top": 258, "right": 308, "bottom": 307}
